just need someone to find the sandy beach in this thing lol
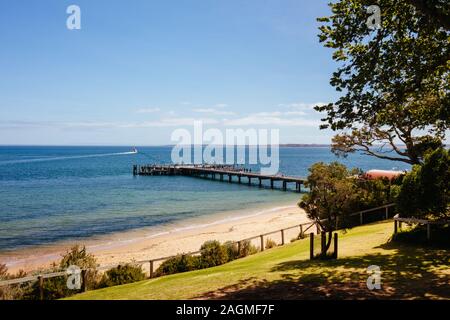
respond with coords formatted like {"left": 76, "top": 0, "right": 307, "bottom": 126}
{"left": 0, "top": 202, "right": 312, "bottom": 274}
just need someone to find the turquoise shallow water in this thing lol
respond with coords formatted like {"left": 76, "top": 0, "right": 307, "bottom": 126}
{"left": 0, "top": 146, "right": 410, "bottom": 252}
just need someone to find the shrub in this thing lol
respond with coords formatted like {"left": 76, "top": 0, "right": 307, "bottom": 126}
{"left": 239, "top": 240, "right": 258, "bottom": 257}
{"left": 58, "top": 245, "right": 98, "bottom": 290}
{"left": 98, "top": 263, "right": 146, "bottom": 288}
{"left": 199, "top": 240, "right": 228, "bottom": 268}
{"left": 223, "top": 241, "right": 239, "bottom": 262}
{"left": 0, "top": 264, "right": 31, "bottom": 300}
{"left": 156, "top": 254, "right": 200, "bottom": 276}
{"left": 265, "top": 238, "right": 277, "bottom": 249}
{"left": 392, "top": 224, "right": 450, "bottom": 248}
{"left": 25, "top": 245, "right": 98, "bottom": 300}
{"left": 397, "top": 148, "right": 450, "bottom": 220}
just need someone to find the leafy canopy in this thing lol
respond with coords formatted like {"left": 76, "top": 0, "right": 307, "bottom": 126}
{"left": 317, "top": 0, "right": 449, "bottom": 164}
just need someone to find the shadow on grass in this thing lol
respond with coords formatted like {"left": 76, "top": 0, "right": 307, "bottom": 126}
{"left": 194, "top": 240, "right": 450, "bottom": 300}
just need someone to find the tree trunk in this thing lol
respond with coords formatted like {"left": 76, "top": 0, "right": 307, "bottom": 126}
{"left": 321, "top": 230, "right": 333, "bottom": 257}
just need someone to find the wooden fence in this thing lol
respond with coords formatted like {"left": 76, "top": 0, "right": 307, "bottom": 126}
{"left": 0, "top": 203, "right": 396, "bottom": 298}
{"left": 394, "top": 215, "right": 449, "bottom": 240}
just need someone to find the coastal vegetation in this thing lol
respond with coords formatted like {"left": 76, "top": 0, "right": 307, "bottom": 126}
{"left": 156, "top": 240, "right": 258, "bottom": 277}
{"left": 396, "top": 148, "right": 450, "bottom": 220}
{"left": 299, "top": 162, "right": 396, "bottom": 257}
{"left": 0, "top": 239, "right": 260, "bottom": 299}
{"left": 310, "top": 0, "right": 450, "bottom": 258}
{"left": 67, "top": 221, "right": 450, "bottom": 300}
{"left": 2, "top": 147, "right": 447, "bottom": 299}
{"left": 98, "top": 264, "right": 146, "bottom": 288}
{"left": 0, "top": 245, "right": 98, "bottom": 300}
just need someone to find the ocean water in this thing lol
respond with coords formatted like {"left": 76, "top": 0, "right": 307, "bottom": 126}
{"left": 0, "top": 146, "right": 410, "bottom": 252}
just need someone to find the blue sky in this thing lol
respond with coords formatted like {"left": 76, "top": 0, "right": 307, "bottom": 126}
{"left": 0, "top": 0, "right": 342, "bottom": 145}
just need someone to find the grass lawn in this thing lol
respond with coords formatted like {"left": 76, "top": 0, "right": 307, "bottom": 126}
{"left": 69, "top": 220, "right": 450, "bottom": 300}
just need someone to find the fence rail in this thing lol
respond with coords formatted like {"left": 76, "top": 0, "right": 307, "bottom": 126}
{"left": 0, "top": 203, "right": 395, "bottom": 293}
{"left": 394, "top": 215, "right": 449, "bottom": 240}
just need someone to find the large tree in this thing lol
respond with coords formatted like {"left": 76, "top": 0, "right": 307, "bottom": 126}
{"left": 299, "top": 162, "right": 377, "bottom": 257}
{"left": 316, "top": 0, "right": 450, "bottom": 165}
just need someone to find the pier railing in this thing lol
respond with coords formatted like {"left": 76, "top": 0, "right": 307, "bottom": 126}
{"left": 0, "top": 203, "right": 396, "bottom": 298}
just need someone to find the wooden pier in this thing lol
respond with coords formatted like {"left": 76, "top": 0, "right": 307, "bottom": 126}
{"left": 133, "top": 164, "right": 305, "bottom": 192}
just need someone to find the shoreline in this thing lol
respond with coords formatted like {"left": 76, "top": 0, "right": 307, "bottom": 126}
{"left": 0, "top": 201, "right": 311, "bottom": 274}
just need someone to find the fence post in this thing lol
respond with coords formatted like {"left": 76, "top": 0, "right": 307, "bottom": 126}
{"left": 316, "top": 223, "right": 320, "bottom": 234}
{"left": 385, "top": 206, "right": 389, "bottom": 220}
{"left": 81, "top": 270, "right": 87, "bottom": 292}
{"left": 149, "top": 260, "right": 154, "bottom": 279}
{"left": 237, "top": 241, "right": 241, "bottom": 256}
{"left": 321, "top": 232, "right": 326, "bottom": 255}
{"left": 309, "top": 233, "right": 314, "bottom": 260}
{"left": 360, "top": 212, "right": 363, "bottom": 225}
{"left": 299, "top": 225, "right": 303, "bottom": 239}
{"left": 394, "top": 219, "right": 398, "bottom": 234}
{"left": 38, "top": 275, "right": 44, "bottom": 300}
{"left": 260, "top": 235, "right": 264, "bottom": 251}
{"left": 333, "top": 233, "right": 338, "bottom": 259}
{"left": 281, "top": 229, "right": 285, "bottom": 245}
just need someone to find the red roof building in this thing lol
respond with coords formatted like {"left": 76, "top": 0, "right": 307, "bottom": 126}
{"left": 363, "top": 169, "right": 405, "bottom": 180}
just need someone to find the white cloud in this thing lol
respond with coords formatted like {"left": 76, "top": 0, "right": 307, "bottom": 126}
{"left": 193, "top": 108, "right": 235, "bottom": 116}
{"left": 136, "top": 108, "right": 161, "bottom": 114}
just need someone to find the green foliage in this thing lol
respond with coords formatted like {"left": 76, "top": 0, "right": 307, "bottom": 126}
{"left": 98, "top": 264, "right": 146, "bottom": 288}
{"left": 0, "top": 264, "right": 31, "bottom": 300}
{"left": 26, "top": 273, "right": 68, "bottom": 300}
{"left": 299, "top": 162, "right": 394, "bottom": 256}
{"left": 25, "top": 245, "right": 98, "bottom": 300}
{"left": 59, "top": 245, "right": 98, "bottom": 290}
{"left": 316, "top": 0, "right": 449, "bottom": 165}
{"left": 238, "top": 240, "right": 258, "bottom": 257}
{"left": 300, "top": 162, "right": 394, "bottom": 229}
{"left": 299, "top": 162, "right": 362, "bottom": 229}
{"left": 354, "top": 177, "right": 395, "bottom": 208}
{"left": 223, "top": 241, "right": 239, "bottom": 262}
{"left": 397, "top": 148, "right": 450, "bottom": 219}
{"left": 155, "top": 239, "right": 257, "bottom": 277}
{"left": 265, "top": 238, "right": 277, "bottom": 249}
{"left": 156, "top": 254, "right": 200, "bottom": 276}
{"left": 199, "top": 240, "right": 229, "bottom": 268}
{"left": 392, "top": 224, "right": 450, "bottom": 248}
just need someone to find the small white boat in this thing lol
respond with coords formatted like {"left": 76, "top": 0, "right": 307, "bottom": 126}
{"left": 131, "top": 147, "right": 138, "bottom": 154}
